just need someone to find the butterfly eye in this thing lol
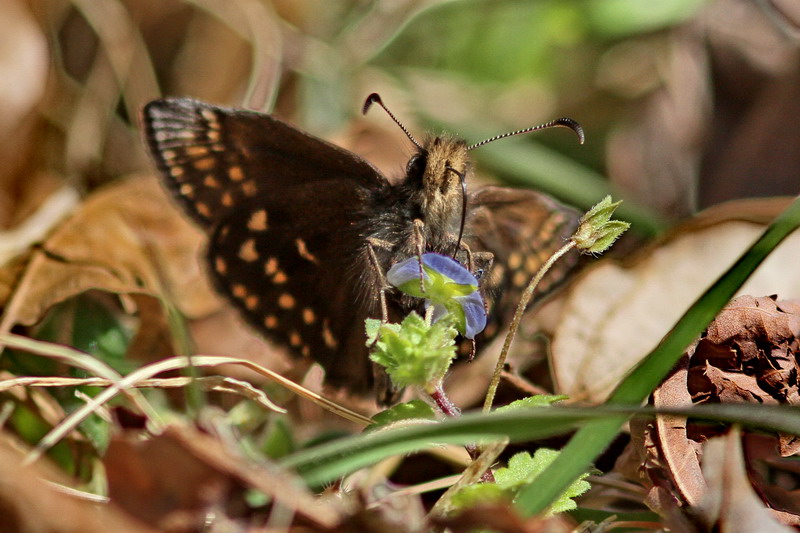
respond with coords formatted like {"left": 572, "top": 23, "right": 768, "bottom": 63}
{"left": 406, "top": 153, "right": 427, "bottom": 177}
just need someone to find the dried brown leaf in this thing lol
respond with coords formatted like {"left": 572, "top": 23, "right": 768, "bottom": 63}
{"left": 650, "top": 358, "right": 707, "bottom": 508}
{"left": 631, "top": 295, "right": 800, "bottom": 524}
{"left": 694, "top": 363, "right": 776, "bottom": 404}
{"left": 688, "top": 295, "right": 800, "bottom": 407}
{"left": 742, "top": 434, "right": 800, "bottom": 517}
{"left": 698, "top": 431, "right": 794, "bottom": 533}
{"left": 705, "top": 295, "right": 800, "bottom": 346}
{"left": 551, "top": 198, "right": 800, "bottom": 401}
{"left": 0, "top": 175, "right": 219, "bottom": 335}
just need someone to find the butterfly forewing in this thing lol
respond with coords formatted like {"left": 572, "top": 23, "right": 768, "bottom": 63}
{"left": 143, "top": 98, "right": 395, "bottom": 392}
{"left": 143, "top": 98, "right": 388, "bottom": 228}
{"left": 144, "top": 99, "right": 248, "bottom": 227}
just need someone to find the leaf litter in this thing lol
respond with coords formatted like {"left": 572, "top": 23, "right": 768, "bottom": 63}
{"left": 624, "top": 295, "right": 800, "bottom": 528}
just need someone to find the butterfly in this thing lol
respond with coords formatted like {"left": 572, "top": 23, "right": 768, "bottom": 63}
{"left": 142, "top": 94, "right": 583, "bottom": 400}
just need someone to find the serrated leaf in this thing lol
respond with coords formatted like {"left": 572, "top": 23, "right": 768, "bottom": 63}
{"left": 450, "top": 448, "right": 590, "bottom": 514}
{"left": 494, "top": 449, "right": 590, "bottom": 514}
{"left": 368, "top": 312, "right": 458, "bottom": 388}
{"left": 364, "top": 318, "right": 382, "bottom": 346}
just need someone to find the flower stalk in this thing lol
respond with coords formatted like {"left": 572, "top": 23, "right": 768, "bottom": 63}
{"left": 483, "top": 195, "right": 629, "bottom": 412}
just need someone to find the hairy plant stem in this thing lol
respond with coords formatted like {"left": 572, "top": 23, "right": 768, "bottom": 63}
{"left": 430, "top": 384, "right": 461, "bottom": 417}
{"left": 430, "top": 385, "right": 495, "bottom": 482}
{"left": 482, "top": 241, "right": 577, "bottom": 412}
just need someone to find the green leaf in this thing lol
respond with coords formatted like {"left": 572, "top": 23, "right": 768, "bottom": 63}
{"left": 581, "top": 195, "right": 617, "bottom": 226}
{"left": 571, "top": 196, "right": 629, "bottom": 254}
{"left": 364, "top": 318, "right": 383, "bottom": 346}
{"left": 495, "top": 395, "right": 568, "bottom": 413}
{"left": 369, "top": 400, "right": 437, "bottom": 430}
{"left": 584, "top": 220, "right": 631, "bottom": 254}
{"left": 281, "top": 402, "right": 800, "bottom": 488}
{"left": 495, "top": 451, "right": 541, "bottom": 490}
{"left": 368, "top": 312, "right": 458, "bottom": 388}
{"left": 450, "top": 482, "right": 510, "bottom": 509}
{"left": 587, "top": 0, "right": 706, "bottom": 38}
{"left": 442, "top": 448, "right": 592, "bottom": 514}
{"left": 262, "top": 416, "right": 295, "bottom": 459}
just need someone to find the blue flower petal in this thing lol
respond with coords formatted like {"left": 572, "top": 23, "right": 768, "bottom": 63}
{"left": 456, "top": 292, "right": 487, "bottom": 339}
{"left": 387, "top": 253, "right": 487, "bottom": 339}
{"left": 387, "top": 257, "right": 429, "bottom": 292}
{"left": 421, "top": 254, "right": 478, "bottom": 286}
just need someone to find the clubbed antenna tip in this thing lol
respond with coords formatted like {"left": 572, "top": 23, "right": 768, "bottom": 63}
{"left": 361, "top": 93, "right": 422, "bottom": 150}
{"left": 362, "top": 93, "right": 383, "bottom": 115}
{"left": 467, "top": 116, "right": 585, "bottom": 151}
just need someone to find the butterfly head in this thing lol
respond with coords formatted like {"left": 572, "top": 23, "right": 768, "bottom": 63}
{"left": 414, "top": 136, "right": 471, "bottom": 235}
{"left": 363, "top": 93, "right": 584, "bottom": 247}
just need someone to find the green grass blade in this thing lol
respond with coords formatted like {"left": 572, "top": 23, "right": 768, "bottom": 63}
{"left": 281, "top": 408, "right": 594, "bottom": 487}
{"left": 280, "top": 401, "right": 800, "bottom": 488}
{"left": 515, "top": 194, "right": 800, "bottom": 515}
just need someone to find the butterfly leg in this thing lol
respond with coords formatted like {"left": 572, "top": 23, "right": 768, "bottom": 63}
{"left": 452, "top": 239, "right": 495, "bottom": 284}
{"left": 412, "top": 219, "right": 427, "bottom": 293}
{"left": 366, "top": 238, "right": 390, "bottom": 323}
{"left": 457, "top": 240, "right": 475, "bottom": 271}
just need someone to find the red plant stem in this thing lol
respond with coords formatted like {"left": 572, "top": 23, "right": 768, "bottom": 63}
{"left": 430, "top": 385, "right": 461, "bottom": 417}
{"left": 430, "top": 385, "right": 495, "bottom": 483}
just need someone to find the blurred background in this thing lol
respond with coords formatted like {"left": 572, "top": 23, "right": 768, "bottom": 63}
{"left": 1, "top": 0, "right": 798, "bottom": 239}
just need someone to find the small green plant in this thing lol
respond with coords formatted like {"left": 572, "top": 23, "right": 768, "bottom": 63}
{"left": 494, "top": 395, "right": 568, "bottom": 413}
{"left": 367, "top": 311, "right": 458, "bottom": 392}
{"left": 571, "top": 195, "right": 630, "bottom": 254}
{"left": 368, "top": 400, "right": 437, "bottom": 429}
{"left": 365, "top": 196, "right": 629, "bottom": 512}
{"left": 450, "top": 448, "right": 591, "bottom": 514}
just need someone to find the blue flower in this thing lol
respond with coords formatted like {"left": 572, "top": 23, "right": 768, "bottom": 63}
{"left": 386, "top": 253, "right": 487, "bottom": 339}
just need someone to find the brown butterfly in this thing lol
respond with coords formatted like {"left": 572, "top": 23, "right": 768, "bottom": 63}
{"left": 142, "top": 94, "right": 582, "bottom": 400}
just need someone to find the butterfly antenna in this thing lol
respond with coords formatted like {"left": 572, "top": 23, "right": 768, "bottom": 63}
{"left": 362, "top": 93, "right": 423, "bottom": 150}
{"left": 467, "top": 117, "right": 585, "bottom": 151}
{"left": 457, "top": 169, "right": 467, "bottom": 255}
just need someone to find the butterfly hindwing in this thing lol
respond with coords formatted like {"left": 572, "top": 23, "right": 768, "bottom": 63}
{"left": 466, "top": 186, "right": 580, "bottom": 328}
{"left": 206, "top": 181, "right": 383, "bottom": 391}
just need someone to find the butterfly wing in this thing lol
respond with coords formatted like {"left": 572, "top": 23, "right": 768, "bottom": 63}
{"left": 466, "top": 186, "right": 581, "bottom": 331}
{"left": 143, "top": 98, "right": 390, "bottom": 392}
{"left": 207, "top": 183, "right": 382, "bottom": 392}
{"left": 143, "top": 98, "right": 388, "bottom": 228}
